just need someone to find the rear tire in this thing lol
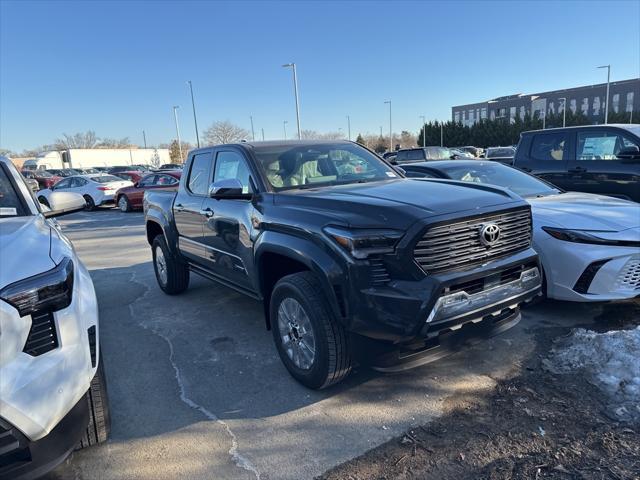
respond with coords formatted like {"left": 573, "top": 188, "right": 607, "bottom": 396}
{"left": 78, "top": 353, "right": 111, "bottom": 449}
{"left": 84, "top": 195, "right": 96, "bottom": 211}
{"left": 152, "top": 235, "right": 189, "bottom": 294}
{"left": 117, "top": 195, "right": 132, "bottom": 212}
{"left": 270, "top": 272, "right": 352, "bottom": 389}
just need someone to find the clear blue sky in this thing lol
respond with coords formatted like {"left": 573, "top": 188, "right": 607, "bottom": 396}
{"left": 1, "top": 0, "right": 639, "bottom": 152}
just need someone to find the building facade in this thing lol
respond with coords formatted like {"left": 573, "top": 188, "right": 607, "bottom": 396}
{"left": 452, "top": 78, "right": 640, "bottom": 126}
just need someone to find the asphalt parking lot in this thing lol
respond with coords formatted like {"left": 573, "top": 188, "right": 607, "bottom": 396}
{"left": 46, "top": 208, "right": 622, "bottom": 480}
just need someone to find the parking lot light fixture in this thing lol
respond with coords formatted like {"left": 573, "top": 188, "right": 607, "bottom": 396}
{"left": 597, "top": 65, "right": 611, "bottom": 124}
{"left": 172, "top": 106, "right": 183, "bottom": 162}
{"left": 384, "top": 100, "right": 392, "bottom": 152}
{"left": 282, "top": 63, "right": 301, "bottom": 139}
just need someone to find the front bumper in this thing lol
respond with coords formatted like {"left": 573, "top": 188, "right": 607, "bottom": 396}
{"left": 0, "top": 393, "right": 88, "bottom": 480}
{"left": 344, "top": 248, "right": 541, "bottom": 343}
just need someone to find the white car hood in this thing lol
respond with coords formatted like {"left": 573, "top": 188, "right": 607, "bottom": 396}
{"left": 0, "top": 216, "right": 56, "bottom": 289}
{"left": 530, "top": 192, "right": 640, "bottom": 236}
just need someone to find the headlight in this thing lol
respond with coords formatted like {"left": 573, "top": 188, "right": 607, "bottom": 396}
{"left": 323, "top": 226, "right": 404, "bottom": 259}
{"left": 542, "top": 227, "right": 640, "bottom": 247}
{"left": 0, "top": 257, "right": 74, "bottom": 317}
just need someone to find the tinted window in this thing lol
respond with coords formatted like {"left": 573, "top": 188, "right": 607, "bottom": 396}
{"left": 139, "top": 175, "right": 157, "bottom": 187}
{"left": 530, "top": 133, "right": 567, "bottom": 161}
{"left": 157, "top": 174, "right": 178, "bottom": 186}
{"left": 577, "top": 130, "right": 640, "bottom": 161}
{"left": 405, "top": 170, "right": 435, "bottom": 178}
{"left": 90, "top": 175, "right": 122, "bottom": 183}
{"left": 396, "top": 151, "right": 408, "bottom": 161}
{"left": 407, "top": 150, "right": 424, "bottom": 161}
{"left": 214, "top": 151, "right": 253, "bottom": 194}
{"left": 54, "top": 178, "right": 72, "bottom": 189}
{"left": 187, "top": 152, "right": 212, "bottom": 195}
{"left": 0, "top": 165, "right": 28, "bottom": 216}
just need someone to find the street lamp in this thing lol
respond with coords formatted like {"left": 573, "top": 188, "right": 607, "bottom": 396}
{"left": 142, "top": 130, "right": 147, "bottom": 149}
{"left": 282, "top": 63, "right": 301, "bottom": 139}
{"left": 250, "top": 116, "right": 255, "bottom": 141}
{"left": 597, "top": 65, "right": 611, "bottom": 124}
{"left": 419, "top": 115, "right": 426, "bottom": 147}
{"left": 346, "top": 115, "right": 351, "bottom": 141}
{"left": 283, "top": 120, "right": 288, "bottom": 140}
{"left": 384, "top": 100, "right": 392, "bottom": 151}
{"left": 559, "top": 97, "right": 567, "bottom": 127}
{"left": 187, "top": 81, "right": 200, "bottom": 148}
{"left": 172, "top": 106, "right": 183, "bottom": 162}
{"left": 261, "top": 128, "right": 265, "bottom": 141}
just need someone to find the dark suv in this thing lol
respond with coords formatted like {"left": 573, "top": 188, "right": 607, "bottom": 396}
{"left": 513, "top": 124, "right": 640, "bottom": 202}
{"left": 145, "top": 141, "right": 541, "bottom": 389}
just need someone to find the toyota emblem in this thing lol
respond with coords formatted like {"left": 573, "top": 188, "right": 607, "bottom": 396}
{"left": 479, "top": 223, "right": 501, "bottom": 247}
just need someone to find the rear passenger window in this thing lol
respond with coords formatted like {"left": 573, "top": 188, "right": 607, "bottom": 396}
{"left": 530, "top": 133, "right": 567, "bottom": 161}
{"left": 188, "top": 152, "right": 213, "bottom": 195}
{"left": 396, "top": 151, "right": 408, "bottom": 162}
{"left": 407, "top": 150, "right": 424, "bottom": 161}
{"left": 577, "top": 130, "right": 640, "bottom": 161}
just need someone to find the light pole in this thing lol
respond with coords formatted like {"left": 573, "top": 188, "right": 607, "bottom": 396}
{"left": 338, "top": 127, "right": 343, "bottom": 139}
{"left": 142, "top": 130, "right": 147, "bottom": 149}
{"left": 283, "top": 121, "right": 288, "bottom": 140}
{"left": 559, "top": 97, "right": 567, "bottom": 127}
{"left": 261, "top": 128, "right": 265, "bottom": 141}
{"left": 598, "top": 64, "right": 611, "bottom": 124}
{"left": 282, "top": 63, "right": 301, "bottom": 139}
{"left": 440, "top": 122, "right": 443, "bottom": 147}
{"left": 384, "top": 100, "right": 392, "bottom": 151}
{"left": 250, "top": 116, "right": 255, "bottom": 141}
{"left": 346, "top": 115, "right": 351, "bottom": 140}
{"left": 419, "top": 115, "right": 426, "bottom": 147}
{"left": 172, "top": 106, "right": 183, "bottom": 162}
{"left": 187, "top": 81, "right": 200, "bottom": 148}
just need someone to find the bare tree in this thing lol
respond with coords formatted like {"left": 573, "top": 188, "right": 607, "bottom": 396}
{"left": 55, "top": 131, "right": 98, "bottom": 149}
{"left": 202, "top": 121, "right": 250, "bottom": 145}
{"left": 96, "top": 137, "right": 133, "bottom": 148}
{"left": 301, "top": 129, "right": 320, "bottom": 139}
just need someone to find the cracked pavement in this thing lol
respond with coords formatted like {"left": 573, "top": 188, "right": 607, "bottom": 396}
{"left": 45, "top": 209, "right": 611, "bottom": 480}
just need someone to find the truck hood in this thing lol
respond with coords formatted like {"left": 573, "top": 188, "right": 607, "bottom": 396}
{"left": 530, "top": 192, "right": 640, "bottom": 233}
{"left": 277, "top": 178, "right": 520, "bottom": 229}
{"left": 0, "top": 216, "right": 56, "bottom": 289}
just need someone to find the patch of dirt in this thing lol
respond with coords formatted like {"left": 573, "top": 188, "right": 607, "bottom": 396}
{"left": 320, "top": 304, "right": 640, "bottom": 480}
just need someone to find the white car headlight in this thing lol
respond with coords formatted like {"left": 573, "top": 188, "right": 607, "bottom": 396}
{"left": 542, "top": 227, "right": 639, "bottom": 248}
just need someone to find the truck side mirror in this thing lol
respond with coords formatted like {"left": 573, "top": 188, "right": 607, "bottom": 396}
{"left": 208, "top": 178, "right": 252, "bottom": 199}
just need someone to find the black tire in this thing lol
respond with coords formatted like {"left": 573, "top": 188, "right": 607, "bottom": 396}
{"left": 117, "top": 195, "right": 132, "bottom": 212}
{"left": 38, "top": 196, "right": 50, "bottom": 208}
{"left": 270, "top": 272, "right": 352, "bottom": 389}
{"left": 84, "top": 195, "right": 96, "bottom": 211}
{"left": 78, "top": 353, "right": 111, "bottom": 449}
{"left": 152, "top": 235, "right": 189, "bottom": 294}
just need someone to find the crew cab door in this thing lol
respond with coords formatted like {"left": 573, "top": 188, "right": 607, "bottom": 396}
{"left": 199, "top": 148, "right": 257, "bottom": 293}
{"left": 567, "top": 127, "right": 640, "bottom": 202}
{"left": 174, "top": 151, "right": 213, "bottom": 263}
{"left": 516, "top": 130, "right": 572, "bottom": 191}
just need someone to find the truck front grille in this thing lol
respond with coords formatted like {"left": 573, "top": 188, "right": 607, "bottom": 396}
{"left": 414, "top": 208, "right": 532, "bottom": 275}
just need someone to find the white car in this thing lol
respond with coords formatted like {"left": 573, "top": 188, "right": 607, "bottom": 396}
{"left": 37, "top": 173, "right": 133, "bottom": 210}
{"left": 402, "top": 160, "right": 640, "bottom": 302}
{"left": 0, "top": 157, "right": 110, "bottom": 480}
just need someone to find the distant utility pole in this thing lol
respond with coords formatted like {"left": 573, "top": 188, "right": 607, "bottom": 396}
{"left": 379, "top": 126, "right": 383, "bottom": 138}
{"left": 283, "top": 121, "right": 288, "bottom": 140}
{"left": 346, "top": 115, "right": 351, "bottom": 141}
{"left": 419, "top": 115, "right": 426, "bottom": 147}
{"left": 282, "top": 63, "right": 301, "bottom": 139}
{"left": 384, "top": 100, "right": 392, "bottom": 151}
{"left": 250, "top": 116, "right": 255, "bottom": 141}
{"left": 172, "top": 106, "right": 183, "bottom": 161}
{"left": 440, "top": 122, "right": 443, "bottom": 147}
{"left": 598, "top": 64, "right": 611, "bottom": 124}
{"left": 261, "top": 128, "right": 265, "bottom": 141}
{"left": 559, "top": 97, "right": 567, "bottom": 127}
{"left": 142, "top": 130, "right": 147, "bottom": 149}
{"left": 187, "top": 81, "right": 200, "bottom": 148}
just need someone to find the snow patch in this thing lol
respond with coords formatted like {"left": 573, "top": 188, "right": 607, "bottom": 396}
{"left": 547, "top": 326, "right": 640, "bottom": 419}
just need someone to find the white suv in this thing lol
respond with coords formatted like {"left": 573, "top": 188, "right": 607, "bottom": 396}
{"left": 0, "top": 157, "right": 110, "bottom": 480}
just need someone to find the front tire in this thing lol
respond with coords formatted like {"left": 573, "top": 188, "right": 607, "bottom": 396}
{"left": 117, "top": 195, "right": 132, "bottom": 212}
{"left": 270, "top": 272, "right": 352, "bottom": 389}
{"left": 78, "top": 354, "right": 111, "bottom": 449}
{"left": 152, "top": 235, "right": 189, "bottom": 294}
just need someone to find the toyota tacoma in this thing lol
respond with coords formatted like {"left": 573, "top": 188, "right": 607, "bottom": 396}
{"left": 144, "top": 141, "right": 541, "bottom": 389}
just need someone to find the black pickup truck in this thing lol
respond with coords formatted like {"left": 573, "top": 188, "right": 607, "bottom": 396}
{"left": 144, "top": 141, "right": 541, "bottom": 389}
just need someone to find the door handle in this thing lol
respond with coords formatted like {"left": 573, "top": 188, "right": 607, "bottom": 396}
{"left": 174, "top": 203, "right": 185, "bottom": 212}
{"left": 200, "top": 207, "right": 214, "bottom": 218}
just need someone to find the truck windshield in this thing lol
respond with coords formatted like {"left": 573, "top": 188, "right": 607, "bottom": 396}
{"left": 0, "top": 165, "right": 28, "bottom": 217}
{"left": 253, "top": 143, "right": 398, "bottom": 190}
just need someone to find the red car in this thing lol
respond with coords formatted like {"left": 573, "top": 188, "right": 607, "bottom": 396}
{"left": 115, "top": 170, "right": 181, "bottom": 212}
{"left": 21, "top": 169, "right": 61, "bottom": 189}
{"left": 113, "top": 171, "right": 144, "bottom": 183}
